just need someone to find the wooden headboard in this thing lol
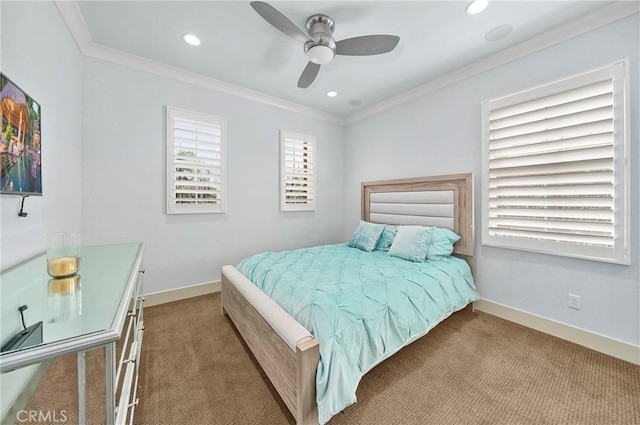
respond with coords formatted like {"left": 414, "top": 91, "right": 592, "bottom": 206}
{"left": 361, "top": 174, "right": 474, "bottom": 260}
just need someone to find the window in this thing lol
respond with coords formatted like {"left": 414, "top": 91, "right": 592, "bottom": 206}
{"left": 481, "top": 62, "right": 629, "bottom": 264}
{"left": 167, "top": 107, "right": 226, "bottom": 214}
{"left": 280, "top": 130, "right": 315, "bottom": 211}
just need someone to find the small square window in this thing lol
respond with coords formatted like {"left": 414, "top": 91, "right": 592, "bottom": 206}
{"left": 167, "top": 107, "right": 226, "bottom": 214}
{"left": 280, "top": 130, "right": 316, "bottom": 212}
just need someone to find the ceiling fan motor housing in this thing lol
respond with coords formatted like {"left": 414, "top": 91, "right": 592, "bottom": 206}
{"left": 304, "top": 14, "right": 336, "bottom": 65}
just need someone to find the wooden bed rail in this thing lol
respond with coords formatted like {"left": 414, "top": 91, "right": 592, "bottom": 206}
{"left": 221, "top": 267, "right": 320, "bottom": 424}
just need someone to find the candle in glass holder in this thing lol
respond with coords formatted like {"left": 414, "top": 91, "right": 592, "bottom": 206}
{"left": 47, "top": 256, "right": 80, "bottom": 277}
{"left": 46, "top": 232, "right": 81, "bottom": 277}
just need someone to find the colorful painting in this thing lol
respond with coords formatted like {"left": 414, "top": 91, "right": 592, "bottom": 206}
{"left": 0, "top": 73, "right": 42, "bottom": 195}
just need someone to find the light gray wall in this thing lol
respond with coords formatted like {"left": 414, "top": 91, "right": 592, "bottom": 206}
{"left": 0, "top": 1, "right": 83, "bottom": 270}
{"left": 81, "top": 58, "right": 345, "bottom": 294}
{"left": 0, "top": 0, "right": 83, "bottom": 420}
{"left": 344, "top": 15, "right": 639, "bottom": 346}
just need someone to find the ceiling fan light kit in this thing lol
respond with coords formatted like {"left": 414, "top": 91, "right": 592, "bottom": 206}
{"left": 306, "top": 45, "right": 335, "bottom": 65}
{"left": 250, "top": 1, "right": 400, "bottom": 89}
{"left": 304, "top": 14, "right": 336, "bottom": 65}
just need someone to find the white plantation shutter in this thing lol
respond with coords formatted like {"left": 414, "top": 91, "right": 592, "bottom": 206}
{"left": 280, "top": 130, "right": 315, "bottom": 211}
{"left": 167, "top": 107, "right": 226, "bottom": 214}
{"left": 481, "top": 62, "right": 629, "bottom": 264}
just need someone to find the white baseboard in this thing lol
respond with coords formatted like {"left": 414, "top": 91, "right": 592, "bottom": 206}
{"left": 142, "top": 285, "right": 639, "bottom": 365}
{"left": 474, "top": 299, "right": 640, "bottom": 366}
{"left": 144, "top": 280, "right": 221, "bottom": 307}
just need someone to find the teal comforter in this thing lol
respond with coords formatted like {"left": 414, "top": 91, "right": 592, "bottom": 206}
{"left": 237, "top": 244, "right": 479, "bottom": 424}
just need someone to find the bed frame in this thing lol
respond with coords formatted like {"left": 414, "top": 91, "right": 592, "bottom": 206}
{"left": 221, "top": 173, "right": 474, "bottom": 424}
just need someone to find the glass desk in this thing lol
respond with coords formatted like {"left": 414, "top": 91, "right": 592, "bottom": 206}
{"left": 0, "top": 243, "right": 145, "bottom": 424}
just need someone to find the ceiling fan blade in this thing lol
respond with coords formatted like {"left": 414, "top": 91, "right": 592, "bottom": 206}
{"left": 298, "top": 62, "right": 321, "bottom": 88}
{"left": 335, "top": 35, "right": 400, "bottom": 56}
{"left": 250, "top": 1, "right": 312, "bottom": 44}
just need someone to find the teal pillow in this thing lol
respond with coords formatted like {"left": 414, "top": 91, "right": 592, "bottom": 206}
{"left": 375, "top": 225, "right": 397, "bottom": 251}
{"left": 425, "top": 227, "right": 461, "bottom": 261}
{"left": 388, "top": 225, "right": 430, "bottom": 262}
{"left": 347, "top": 221, "right": 386, "bottom": 252}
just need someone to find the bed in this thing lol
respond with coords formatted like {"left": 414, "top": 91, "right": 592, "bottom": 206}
{"left": 221, "top": 174, "right": 477, "bottom": 424}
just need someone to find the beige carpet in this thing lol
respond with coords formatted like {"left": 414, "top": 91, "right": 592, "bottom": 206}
{"left": 19, "top": 293, "right": 640, "bottom": 425}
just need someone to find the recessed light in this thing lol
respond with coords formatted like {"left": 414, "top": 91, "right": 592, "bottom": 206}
{"left": 327, "top": 91, "right": 338, "bottom": 98}
{"left": 465, "top": 0, "right": 489, "bottom": 15}
{"left": 485, "top": 25, "right": 513, "bottom": 41}
{"left": 182, "top": 33, "right": 201, "bottom": 46}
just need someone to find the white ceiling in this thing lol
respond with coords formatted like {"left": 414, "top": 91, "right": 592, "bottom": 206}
{"left": 72, "top": 1, "right": 616, "bottom": 119}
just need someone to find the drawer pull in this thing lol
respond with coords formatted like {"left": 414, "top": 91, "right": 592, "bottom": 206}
{"left": 139, "top": 269, "right": 145, "bottom": 274}
{"left": 128, "top": 311, "right": 137, "bottom": 317}
{"left": 129, "top": 399, "right": 139, "bottom": 408}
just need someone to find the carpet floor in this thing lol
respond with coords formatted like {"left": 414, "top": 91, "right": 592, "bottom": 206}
{"left": 19, "top": 293, "right": 640, "bottom": 425}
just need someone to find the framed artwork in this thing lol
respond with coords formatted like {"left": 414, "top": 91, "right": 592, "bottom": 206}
{"left": 1, "top": 73, "right": 42, "bottom": 195}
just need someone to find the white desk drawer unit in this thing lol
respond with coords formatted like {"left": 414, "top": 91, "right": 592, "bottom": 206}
{"left": 115, "top": 267, "right": 145, "bottom": 424}
{"left": 1, "top": 243, "right": 146, "bottom": 425}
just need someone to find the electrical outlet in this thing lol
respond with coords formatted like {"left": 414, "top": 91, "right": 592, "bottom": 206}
{"left": 568, "top": 294, "right": 581, "bottom": 310}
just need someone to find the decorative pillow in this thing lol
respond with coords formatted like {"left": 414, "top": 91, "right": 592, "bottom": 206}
{"left": 347, "top": 221, "right": 386, "bottom": 252}
{"left": 425, "top": 227, "right": 461, "bottom": 261}
{"left": 388, "top": 225, "right": 431, "bottom": 262}
{"left": 375, "top": 225, "right": 397, "bottom": 251}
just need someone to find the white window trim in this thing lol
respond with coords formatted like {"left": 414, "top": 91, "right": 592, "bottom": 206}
{"left": 166, "top": 107, "right": 227, "bottom": 214}
{"left": 481, "top": 60, "right": 630, "bottom": 264}
{"left": 280, "top": 130, "right": 316, "bottom": 212}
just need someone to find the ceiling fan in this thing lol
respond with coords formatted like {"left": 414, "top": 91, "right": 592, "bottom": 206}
{"left": 250, "top": 1, "right": 400, "bottom": 89}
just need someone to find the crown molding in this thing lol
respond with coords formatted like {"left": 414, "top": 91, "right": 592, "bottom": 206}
{"left": 87, "top": 42, "right": 346, "bottom": 125}
{"left": 54, "top": 1, "right": 637, "bottom": 128}
{"left": 345, "top": 1, "right": 639, "bottom": 125}
{"left": 54, "top": 0, "right": 94, "bottom": 55}
{"left": 53, "top": 1, "right": 345, "bottom": 126}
